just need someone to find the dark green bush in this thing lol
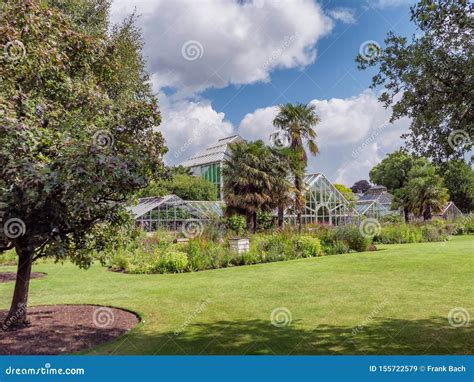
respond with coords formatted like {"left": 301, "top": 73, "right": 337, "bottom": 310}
{"left": 256, "top": 211, "right": 275, "bottom": 231}
{"left": 336, "top": 226, "right": 371, "bottom": 252}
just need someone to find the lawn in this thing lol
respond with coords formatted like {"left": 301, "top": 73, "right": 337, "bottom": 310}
{"left": 0, "top": 236, "right": 472, "bottom": 355}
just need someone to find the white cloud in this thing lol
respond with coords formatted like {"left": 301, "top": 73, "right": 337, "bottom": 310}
{"left": 159, "top": 98, "right": 234, "bottom": 165}
{"left": 111, "top": 0, "right": 333, "bottom": 96}
{"left": 236, "top": 90, "right": 410, "bottom": 186}
{"left": 328, "top": 8, "right": 356, "bottom": 24}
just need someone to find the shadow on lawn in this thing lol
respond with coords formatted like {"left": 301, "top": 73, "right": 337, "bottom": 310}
{"left": 115, "top": 316, "right": 473, "bottom": 355}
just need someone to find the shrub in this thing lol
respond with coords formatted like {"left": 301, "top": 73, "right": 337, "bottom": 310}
{"left": 186, "top": 241, "right": 211, "bottom": 271}
{"left": 322, "top": 240, "right": 349, "bottom": 255}
{"left": 226, "top": 215, "right": 246, "bottom": 235}
{"left": 152, "top": 251, "right": 188, "bottom": 273}
{"left": 420, "top": 225, "right": 444, "bottom": 242}
{"left": 336, "top": 226, "right": 371, "bottom": 252}
{"left": 293, "top": 236, "right": 322, "bottom": 257}
{"left": 374, "top": 224, "right": 422, "bottom": 244}
{"left": 256, "top": 211, "right": 275, "bottom": 231}
{"left": 0, "top": 250, "right": 17, "bottom": 265}
{"left": 261, "top": 233, "right": 294, "bottom": 262}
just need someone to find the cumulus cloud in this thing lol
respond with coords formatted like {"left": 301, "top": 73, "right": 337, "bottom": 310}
{"left": 237, "top": 90, "right": 410, "bottom": 185}
{"left": 111, "top": 0, "right": 333, "bottom": 96}
{"left": 158, "top": 98, "right": 234, "bottom": 165}
{"left": 328, "top": 8, "right": 356, "bottom": 24}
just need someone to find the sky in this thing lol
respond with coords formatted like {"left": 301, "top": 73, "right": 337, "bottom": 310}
{"left": 110, "top": 0, "right": 419, "bottom": 186}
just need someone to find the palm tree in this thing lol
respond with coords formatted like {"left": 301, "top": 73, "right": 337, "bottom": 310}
{"left": 399, "top": 164, "right": 449, "bottom": 221}
{"left": 223, "top": 141, "right": 275, "bottom": 232}
{"left": 273, "top": 103, "right": 320, "bottom": 230}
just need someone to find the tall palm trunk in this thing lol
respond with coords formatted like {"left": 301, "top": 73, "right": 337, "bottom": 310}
{"left": 3, "top": 245, "right": 33, "bottom": 329}
{"left": 295, "top": 175, "right": 303, "bottom": 233}
{"left": 277, "top": 204, "right": 284, "bottom": 228}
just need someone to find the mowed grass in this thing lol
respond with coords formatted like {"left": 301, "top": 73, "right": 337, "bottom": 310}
{"left": 0, "top": 236, "right": 473, "bottom": 355}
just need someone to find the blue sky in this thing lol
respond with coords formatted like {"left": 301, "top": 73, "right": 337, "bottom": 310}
{"left": 111, "top": 0, "right": 418, "bottom": 186}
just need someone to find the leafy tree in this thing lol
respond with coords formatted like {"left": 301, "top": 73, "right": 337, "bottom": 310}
{"left": 140, "top": 174, "right": 218, "bottom": 201}
{"left": 223, "top": 141, "right": 291, "bottom": 232}
{"left": 397, "top": 164, "right": 449, "bottom": 221}
{"left": 350, "top": 180, "right": 371, "bottom": 194}
{"left": 369, "top": 150, "right": 427, "bottom": 221}
{"left": 334, "top": 184, "right": 357, "bottom": 206}
{"left": 438, "top": 160, "right": 474, "bottom": 212}
{"left": 357, "top": 0, "right": 473, "bottom": 164}
{"left": 0, "top": 1, "right": 166, "bottom": 327}
{"left": 273, "top": 103, "right": 320, "bottom": 231}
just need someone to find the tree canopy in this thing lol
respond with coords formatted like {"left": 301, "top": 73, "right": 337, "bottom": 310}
{"left": 140, "top": 173, "right": 218, "bottom": 201}
{"left": 438, "top": 159, "right": 474, "bottom": 212}
{"left": 0, "top": 0, "right": 166, "bottom": 326}
{"left": 357, "top": 0, "right": 473, "bottom": 164}
{"left": 223, "top": 140, "right": 291, "bottom": 232}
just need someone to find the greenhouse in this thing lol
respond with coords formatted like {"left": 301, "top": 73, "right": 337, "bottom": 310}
{"left": 130, "top": 195, "right": 224, "bottom": 232}
{"left": 286, "top": 173, "right": 359, "bottom": 226}
{"left": 356, "top": 200, "right": 392, "bottom": 220}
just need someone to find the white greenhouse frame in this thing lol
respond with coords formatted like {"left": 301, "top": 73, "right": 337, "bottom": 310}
{"left": 286, "top": 173, "right": 359, "bottom": 226}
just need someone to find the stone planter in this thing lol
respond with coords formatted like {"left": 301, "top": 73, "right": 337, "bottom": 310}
{"left": 229, "top": 238, "right": 250, "bottom": 254}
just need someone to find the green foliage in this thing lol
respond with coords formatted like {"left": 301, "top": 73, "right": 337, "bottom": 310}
{"left": 0, "top": 1, "right": 166, "bottom": 267}
{"left": 223, "top": 140, "right": 291, "bottom": 232}
{"left": 152, "top": 251, "right": 188, "bottom": 274}
{"left": 273, "top": 103, "right": 320, "bottom": 226}
{"left": 357, "top": 0, "right": 473, "bottom": 163}
{"left": 226, "top": 215, "right": 247, "bottom": 235}
{"left": 140, "top": 174, "right": 218, "bottom": 201}
{"left": 373, "top": 222, "right": 451, "bottom": 244}
{"left": 398, "top": 163, "right": 449, "bottom": 220}
{"left": 256, "top": 211, "right": 275, "bottom": 231}
{"left": 293, "top": 236, "right": 322, "bottom": 258}
{"left": 370, "top": 151, "right": 427, "bottom": 192}
{"left": 0, "top": 250, "right": 17, "bottom": 266}
{"left": 438, "top": 160, "right": 474, "bottom": 213}
{"left": 374, "top": 224, "right": 423, "bottom": 244}
{"left": 335, "top": 226, "right": 371, "bottom": 252}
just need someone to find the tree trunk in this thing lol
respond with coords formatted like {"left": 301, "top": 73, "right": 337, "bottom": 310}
{"left": 295, "top": 176, "right": 303, "bottom": 233}
{"left": 403, "top": 207, "right": 410, "bottom": 223}
{"left": 252, "top": 211, "right": 257, "bottom": 234}
{"left": 423, "top": 206, "right": 432, "bottom": 221}
{"left": 277, "top": 205, "right": 284, "bottom": 228}
{"left": 2, "top": 246, "right": 33, "bottom": 330}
